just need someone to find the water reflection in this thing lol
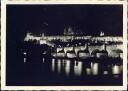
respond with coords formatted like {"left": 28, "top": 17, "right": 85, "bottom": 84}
{"left": 52, "top": 59, "right": 55, "bottom": 72}
{"left": 57, "top": 59, "right": 61, "bottom": 73}
{"left": 51, "top": 58, "right": 122, "bottom": 77}
{"left": 91, "top": 62, "right": 99, "bottom": 75}
{"left": 51, "top": 59, "right": 84, "bottom": 76}
{"left": 112, "top": 64, "right": 121, "bottom": 74}
{"left": 65, "top": 60, "right": 71, "bottom": 76}
{"left": 21, "top": 55, "right": 123, "bottom": 86}
{"left": 23, "top": 55, "right": 123, "bottom": 78}
{"left": 24, "top": 58, "right": 27, "bottom": 63}
{"left": 86, "top": 68, "right": 91, "bottom": 75}
{"left": 74, "top": 61, "right": 82, "bottom": 76}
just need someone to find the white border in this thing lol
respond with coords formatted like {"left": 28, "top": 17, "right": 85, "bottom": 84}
{"left": 1, "top": 0, "right": 127, "bottom": 90}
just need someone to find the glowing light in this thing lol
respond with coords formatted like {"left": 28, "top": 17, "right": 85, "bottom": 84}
{"left": 91, "top": 63, "right": 99, "bottom": 75}
{"left": 24, "top": 58, "right": 26, "bottom": 63}
{"left": 24, "top": 52, "right": 27, "bottom": 55}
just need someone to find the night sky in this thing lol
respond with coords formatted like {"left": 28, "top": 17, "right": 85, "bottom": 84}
{"left": 7, "top": 5, "right": 123, "bottom": 41}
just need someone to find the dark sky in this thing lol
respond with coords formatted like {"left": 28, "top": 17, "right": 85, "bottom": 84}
{"left": 7, "top": 5, "right": 123, "bottom": 39}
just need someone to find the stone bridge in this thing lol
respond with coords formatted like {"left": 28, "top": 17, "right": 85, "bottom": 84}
{"left": 56, "top": 44, "right": 123, "bottom": 58}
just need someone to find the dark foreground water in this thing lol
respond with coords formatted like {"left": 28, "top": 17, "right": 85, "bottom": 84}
{"left": 6, "top": 55, "right": 123, "bottom": 86}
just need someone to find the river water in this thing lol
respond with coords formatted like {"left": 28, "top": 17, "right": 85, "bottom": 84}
{"left": 21, "top": 56, "right": 122, "bottom": 86}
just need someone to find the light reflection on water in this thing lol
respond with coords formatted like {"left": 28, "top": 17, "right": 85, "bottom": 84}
{"left": 57, "top": 59, "right": 61, "bottom": 73}
{"left": 112, "top": 65, "right": 121, "bottom": 74}
{"left": 65, "top": 60, "right": 71, "bottom": 76}
{"left": 51, "top": 58, "right": 99, "bottom": 76}
{"left": 24, "top": 57, "right": 122, "bottom": 77}
{"left": 24, "top": 58, "right": 27, "bottom": 63}
{"left": 74, "top": 61, "right": 82, "bottom": 76}
{"left": 52, "top": 58, "right": 55, "bottom": 72}
{"left": 86, "top": 68, "right": 91, "bottom": 75}
{"left": 91, "top": 63, "right": 99, "bottom": 75}
{"left": 50, "top": 58, "right": 122, "bottom": 76}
